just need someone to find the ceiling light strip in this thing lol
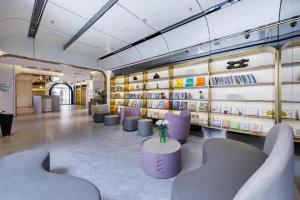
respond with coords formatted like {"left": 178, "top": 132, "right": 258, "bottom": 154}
{"left": 98, "top": 0, "right": 241, "bottom": 60}
{"left": 63, "top": 0, "right": 119, "bottom": 50}
{"left": 28, "top": 0, "right": 48, "bottom": 38}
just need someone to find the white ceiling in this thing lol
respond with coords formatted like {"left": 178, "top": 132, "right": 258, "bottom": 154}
{"left": 0, "top": 56, "right": 101, "bottom": 83}
{"left": 0, "top": 0, "right": 298, "bottom": 71}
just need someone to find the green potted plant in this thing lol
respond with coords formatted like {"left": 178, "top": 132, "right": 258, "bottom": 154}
{"left": 95, "top": 90, "right": 107, "bottom": 105}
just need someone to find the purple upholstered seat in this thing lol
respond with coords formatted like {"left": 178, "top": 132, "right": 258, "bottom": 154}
{"left": 165, "top": 111, "right": 191, "bottom": 144}
{"left": 119, "top": 107, "right": 140, "bottom": 124}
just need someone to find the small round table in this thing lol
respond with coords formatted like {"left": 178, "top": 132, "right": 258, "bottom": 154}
{"left": 104, "top": 115, "right": 120, "bottom": 126}
{"left": 138, "top": 118, "right": 153, "bottom": 137}
{"left": 141, "top": 137, "right": 181, "bottom": 179}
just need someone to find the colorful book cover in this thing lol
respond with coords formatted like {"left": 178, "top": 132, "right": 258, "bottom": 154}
{"left": 188, "top": 102, "right": 197, "bottom": 112}
{"left": 180, "top": 101, "right": 188, "bottom": 110}
{"left": 222, "top": 119, "right": 230, "bottom": 129}
{"left": 199, "top": 102, "right": 208, "bottom": 112}
{"left": 158, "top": 101, "right": 164, "bottom": 109}
{"left": 185, "top": 77, "right": 194, "bottom": 87}
{"left": 211, "top": 117, "right": 222, "bottom": 127}
{"left": 175, "top": 79, "right": 183, "bottom": 87}
{"left": 173, "top": 101, "right": 180, "bottom": 110}
{"left": 196, "top": 77, "right": 205, "bottom": 86}
{"left": 164, "top": 101, "right": 169, "bottom": 109}
{"left": 230, "top": 121, "right": 240, "bottom": 129}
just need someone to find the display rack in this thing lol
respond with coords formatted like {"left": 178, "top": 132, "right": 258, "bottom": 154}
{"left": 281, "top": 42, "right": 300, "bottom": 142}
{"left": 110, "top": 46, "right": 300, "bottom": 142}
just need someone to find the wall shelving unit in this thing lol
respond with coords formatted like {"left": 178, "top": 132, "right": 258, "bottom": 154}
{"left": 110, "top": 45, "right": 300, "bottom": 142}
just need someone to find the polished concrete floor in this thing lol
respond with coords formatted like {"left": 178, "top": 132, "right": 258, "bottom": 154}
{"left": 0, "top": 106, "right": 203, "bottom": 200}
{"left": 0, "top": 105, "right": 299, "bottom": 199}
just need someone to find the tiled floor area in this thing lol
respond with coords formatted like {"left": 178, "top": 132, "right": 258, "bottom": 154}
{"left": 0, "top": 105, "right": 299, "bottom": 200}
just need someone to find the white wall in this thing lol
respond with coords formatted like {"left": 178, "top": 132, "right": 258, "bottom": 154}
{"left": 0, "top": 63, "right": 15, "bottom": 114}
{"left": 16, "top": 80, "right": 32, "bottom": 107}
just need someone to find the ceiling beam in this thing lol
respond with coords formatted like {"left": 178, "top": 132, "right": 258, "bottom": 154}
{"left": 63, "top": 0, "right": 118, "bottom": 50}
{"left": 28, "top": 0, "right": 48, "bottom": 38}
{"left": 98, "top": 0, "right": 241, "bottom": 60}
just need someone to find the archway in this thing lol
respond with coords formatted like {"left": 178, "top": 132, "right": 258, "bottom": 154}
{"left": 49, "top": 83, "right": 74, "bottom": 105}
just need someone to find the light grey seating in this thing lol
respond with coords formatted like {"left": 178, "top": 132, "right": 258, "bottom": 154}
{"left": 94, "top": 113, "right": 108, "bottom": 123}
{"left": 171, "top": 123, "right": 294, "bottom": 200}
{"left": 123, "top": 116, "right": 140, "bottom": 131}
{"left": 138, "top": 118, "right": 153, "bottom": 137}
{"left": 104, "top": 115, "right": 119, "bottom": 126}
{"left": 91, "top": 104, "right": 108, "bottom": 117}
{"left": 0, "top": 150, "right": 101, "bottom": 200}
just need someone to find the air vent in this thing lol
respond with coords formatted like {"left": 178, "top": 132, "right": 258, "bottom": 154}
{"left": 28, "top": 0, "right": 48, "bottom": 38}
{"left": 41, "top": 68, "right": 51, "bottom": 71}
{"left": 26, "top": 66, "right": 37, "bottom": 69}
{"left": 54, "top": 70, "right": 62, "bottom": 73}
{"left": 74, "top": 72, "right": 81, "bottom": 75}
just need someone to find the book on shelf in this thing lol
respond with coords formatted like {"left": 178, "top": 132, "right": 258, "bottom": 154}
{"left": 231, "top": 106, "right": 242, "bottom": 115}
{"left": 152, "top": 101, "right": 158, "bottom": 109}
{"left": 222, "top": 106, "right": 231, "bottom": 114}
{"left": 188, "top": 102, "right": 197, "bottom": 112}
{"left": 199, "top": 117, "right": 208, "bottom": 125}
{"left": 211, "top": 105, "right": 221, "bottom": 113}
{"left": 158, "top": 101, "right": 165, "bottom": 109}
{"left": 185, "top": 77, "right": 194, "bottom": 87}
{"left": 230, "top": 121, "right": 240, "bottom": 129}
{"left": 211, "top": 117, "right": 222, "bottom": 127}
{"left": 196, "top": 77, "right": 205, "bottom": 86}
{"left": 199, "top": 102, "right": 208, "bottom": 112}
{"left": 173, "top": 101, "right": 180, "bottom": 110}
{"left": 281, "top": 110, "right": 295, "bottom": 119}
{"left": 239, "top": 122, "right": 249, "bottom": 131}
{"left": 158, "top": 112, "right": 165, "bottom": 119}
{"left": 210, "top": 74, "right": 257, "bottom": 86}
{"left": 250, "top": 122, "right": 263, "bottom": 132}
{"left": 147, "top": 101, "right": 152, "bottom": 108}
{"left": 175, "top": 79, "right": 183, "bottom": 87}
{"left": 191, "top": 114, "right": 199, "bottom": 123}
{"left": 164, "top": 101, "right": 169, "bottom": 109}
{"left": 222, "top": 119, "right": 230, "bottom": 129}
{"left": 180, "top": 101, "right": 188, "bottom": 110}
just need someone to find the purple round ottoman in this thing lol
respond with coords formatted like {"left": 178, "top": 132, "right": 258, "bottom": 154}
{"left": 141, "top": 137, "right": 181, "bottom": 179}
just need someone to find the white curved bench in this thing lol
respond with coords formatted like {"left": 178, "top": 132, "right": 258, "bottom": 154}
{"left": 0, "top": 150, "right": 101, "bottom": 200}
{"left": 171, "top": 123, "right": 295, "bottom": 200}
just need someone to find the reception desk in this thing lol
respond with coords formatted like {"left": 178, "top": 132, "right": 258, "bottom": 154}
{"left": 33, "top": 96, "right": 60, "bottom": 114}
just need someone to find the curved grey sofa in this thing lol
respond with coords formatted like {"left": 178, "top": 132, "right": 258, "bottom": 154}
{"left": 0, "top": 150, "right": 101, "bottom": 200}
{"left": 172, "top": 123, "right": 294, "bottom": 200}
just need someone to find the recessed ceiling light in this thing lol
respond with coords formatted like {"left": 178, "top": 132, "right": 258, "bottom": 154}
{"left": 142, "top": 18, "right": 147, "bottom": 23}
{"left": 189, "top": 8, "right": 193, "bottom": 11}
{"left": 51, "top": 20, "right": 55, "bottom": 24}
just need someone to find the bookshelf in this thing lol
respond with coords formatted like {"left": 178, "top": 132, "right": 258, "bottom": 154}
{"left": 281, "top": 42, "right": 300, "bottom": 142}
{"left": 110, "top": 45, "right": 300, "bottom": 142}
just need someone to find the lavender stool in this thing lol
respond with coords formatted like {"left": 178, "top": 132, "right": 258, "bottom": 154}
{"left": 141, "top": 138, "right": 181, "bottom": 179}
{"left": 138, "top": 118, "right": 153, "bottom": 137}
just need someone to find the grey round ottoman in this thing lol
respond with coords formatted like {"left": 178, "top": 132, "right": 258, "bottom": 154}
{"left": 94, "top": 113, "right": 108, "bottom": 123}
{"left": 104, "top": 115, "right": 120, "bottom": 126}
{"left": 123, "top": 116, "right": 140, "bottom": 131}
{"left": 138, "top": 118, "right": 153, "bottom": 137}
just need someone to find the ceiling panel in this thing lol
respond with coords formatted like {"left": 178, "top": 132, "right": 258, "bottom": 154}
{"left": 163, "top": 17, "right": 209, "bottom": 52}
{"left": 115, "top": 47, "right": 141, "bottom": 66}
{"left": 136, "top": 35, "right": 168, "bottom": 59}
{"left": 75, "top": 28, "right": 127, "bottom": 55}
{"left": 117, "top": 0, "right": 202, "bottom": 30}
{"left": 48, "top": 0, "right": 109, "bottom": 19}
{"left": 98, "top": 55, "right": 123, "bottom": 70}
{"left": 92, "top": 4, "right": 154, "bottom": 44}
{"left": 66, "top": 42, "right": 108, "bottom": 58}
{"left": 197, "top": 0, "right": 225, "bottom": 10}
{"left": 280, "top": 0, "right": 300, "bottom": 20}
{"left": 40, "top": 2, "right": 88, "bottom": 36}
{"left": 0, "top": 0, "right": 34, "bottom": 20}
{"left": 207, "top": 0, "right": 281, "bottom": 40}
